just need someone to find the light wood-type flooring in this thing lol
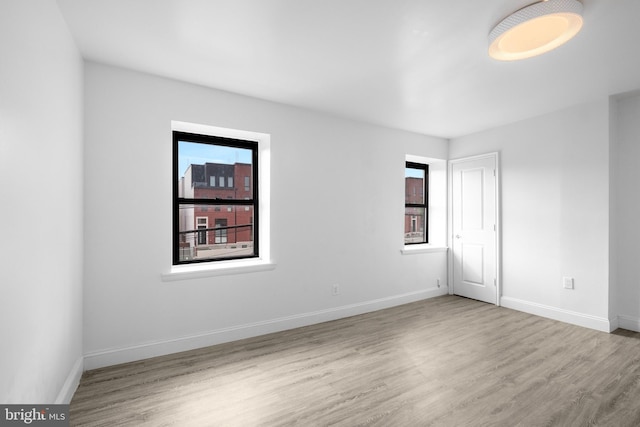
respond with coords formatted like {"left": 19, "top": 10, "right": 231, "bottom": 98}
{"left": 70, "top": 295, "right": 640, "bottom": 426}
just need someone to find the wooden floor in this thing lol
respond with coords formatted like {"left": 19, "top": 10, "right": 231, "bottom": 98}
{"left": 70, "top": 295, "right": 640, "bottom": 426}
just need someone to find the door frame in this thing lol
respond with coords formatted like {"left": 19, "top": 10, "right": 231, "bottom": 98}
{"left": 448, "top": 152, "right": 502, "bottom": 306}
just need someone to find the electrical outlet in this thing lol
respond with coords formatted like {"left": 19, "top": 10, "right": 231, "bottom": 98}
{"left": 563, "top": 277, "right": 574, "bottom": 289}
{"left": 332, "top": 284, "right": 340, "bottom": 296}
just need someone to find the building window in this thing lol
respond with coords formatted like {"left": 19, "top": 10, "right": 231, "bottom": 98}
{"left": 405, "top": 162, "right": 428, "bottom": 244}
{"left": 214, "top": 219, "right": 228, "bottom": 244}
{"left": 174, "top": 130, "right": 259, "bottom": 264}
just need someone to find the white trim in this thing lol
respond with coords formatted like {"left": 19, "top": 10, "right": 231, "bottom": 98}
{"left": 162, "top": 259, "right": 276, "bottom": 281}
{"left": 170, "top": 120, "right": 271, "bottom": 273}
{"left": 609, "top": 316, "right": 620, "bottom": 332}
{"left": 448, "top": 152, "right": 501, "bottom": 306}
{"left": 401, "top": 245, "right": 448, "bottom": 255}
{"left": 172, "top": 120, "right": 269, "bottom": 144}
{"left": 404, "top": 154, "right": 448, "bottom": 248}
{"left": 84, "top": 288, "right": 447, "bottom": 370}
{"left": 55, "top": 356, "right": 83, "bottom": 404}
{"left": 618, "top": 314, "right": 640, "bottom": 332}
{"left": 405, "top": 154, "right": 441, "bottom": 164}
{"left": 195, "top": 216, "right": 208, "bottom": 245}
{"left": 500, "top": 296, "right": 612, "bottom": 332}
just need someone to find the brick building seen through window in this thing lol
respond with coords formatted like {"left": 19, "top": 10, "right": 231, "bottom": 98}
{"left": 177, "top": 161, "right": 254, "bottom": 261}
{"left": 404, "top": 162, "right": 428, "bottom": 244}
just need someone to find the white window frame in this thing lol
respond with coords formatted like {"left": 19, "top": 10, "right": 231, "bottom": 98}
{"left": 401, "top": 154, "right": 448, "bottom": 255}
{"left": 163, "top": 121, "right": 274, "bottom": 281}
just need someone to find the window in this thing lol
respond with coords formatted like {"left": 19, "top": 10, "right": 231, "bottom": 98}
{"left": 214, "top": 219, "right": 228, "bottom": 244}
{"left": 405, "top": 162, "right": 428, "bottom": 244}
{"left": 174, "top": 130, "right": 259, "bottom": 264}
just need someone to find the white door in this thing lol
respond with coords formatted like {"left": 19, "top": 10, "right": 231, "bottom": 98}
{"left": 450, "top": 154, "right": 499, "bottom": 305}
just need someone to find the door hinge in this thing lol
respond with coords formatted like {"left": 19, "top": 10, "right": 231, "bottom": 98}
{"left": 493, "top": 169, "right": 496, "bottom": 177}
{"left": 494, "top": 278, "right": 497, "bottom": 287}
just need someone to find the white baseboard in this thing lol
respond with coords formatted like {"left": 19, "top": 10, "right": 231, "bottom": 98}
{"left": 609, "top": 316, "right": 620, "bottom": 332}
{"left": 55, "top": 356, "right": 83, "bottom": 404}
{"left": 84, "top": 287, "right": 447, "bottom": 370}
{"left": 618, "top": 314, "right": 640, "bottom": 332}
{"left": 500, "top": 296, "right": 612, "bottom": 332}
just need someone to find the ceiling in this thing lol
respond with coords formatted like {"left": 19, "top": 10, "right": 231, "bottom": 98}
{"left": 56, "top": 0, "right": 640, "bottom": 139}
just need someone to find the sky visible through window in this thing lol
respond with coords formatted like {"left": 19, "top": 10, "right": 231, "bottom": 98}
{"left": 405, "top": 167, "right": 424, "bottom": 179}
{"left": 178, "top": 141, "right": 252, "bottom": 177}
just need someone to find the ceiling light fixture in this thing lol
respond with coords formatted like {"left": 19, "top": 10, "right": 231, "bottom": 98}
{"left": 488, "top": 0, "right": 583, "bottom": 61}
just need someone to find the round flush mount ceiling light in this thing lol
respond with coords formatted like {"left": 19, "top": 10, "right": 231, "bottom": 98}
{"left": 488, "top": 0, "right": 583, "bottom": 61}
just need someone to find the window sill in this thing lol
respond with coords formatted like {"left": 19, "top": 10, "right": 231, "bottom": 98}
{"left": 161, "top": 258, "right": 276, "bottom": 282}
{"left": 400, "top": 245, "right": 448, "bottom": 255}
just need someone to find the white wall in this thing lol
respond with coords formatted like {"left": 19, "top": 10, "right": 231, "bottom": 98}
{"left": 450, "top": 99, "right": 612, "bottom": 330}
{"left": 0, "top": 1, "right": 84, "bottom": 403}
{"left": 83, "top": 63, "right": 449, "bottom": 368}
{"left": 612, "top": 92, "right": 640, "bottom": 331}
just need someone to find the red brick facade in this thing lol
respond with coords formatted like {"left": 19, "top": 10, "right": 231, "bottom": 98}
{"left": 404, "top": 176, "right": 425, "bottom": 242}
{"left": 179, "top": 162, "right": 254, "bottom": 248}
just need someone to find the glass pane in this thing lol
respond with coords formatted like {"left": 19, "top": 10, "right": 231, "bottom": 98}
{"left": 178, "top": 204, "right": 255, "bottom": 261}
{"left": 177, "top": 141, "right": 253, "bottom": 199}
{"left": 404, "top": 207, "right": 426, "bottom": 244}
{"left": 405, "top": 167, "right": 425, "bottom": 204}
